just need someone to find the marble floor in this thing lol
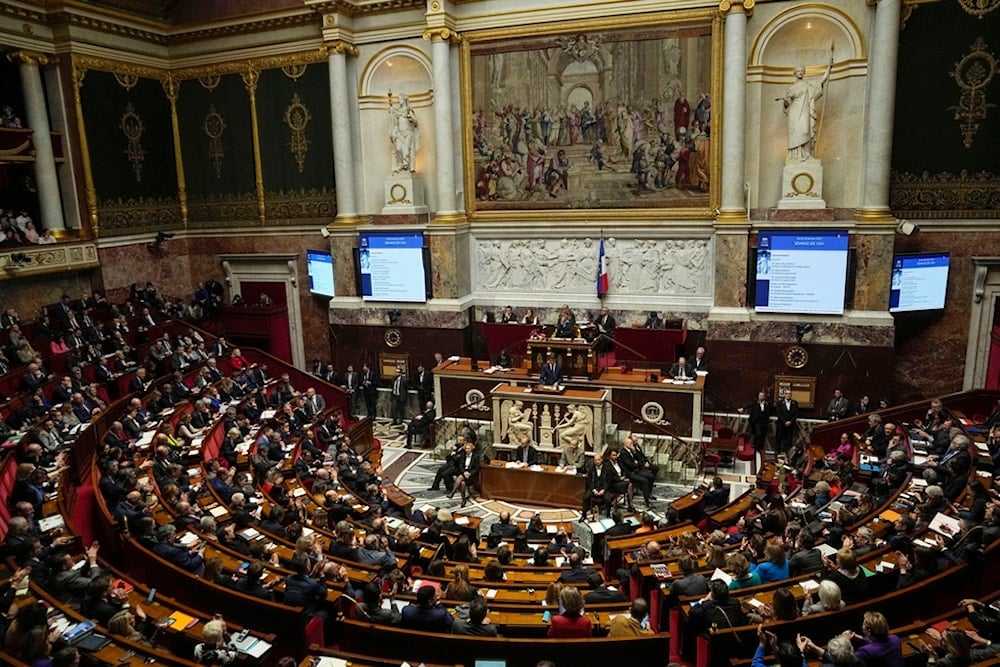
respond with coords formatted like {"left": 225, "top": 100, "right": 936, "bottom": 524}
{"left": 370, "top": 419, "right": 760, "bottom": 551}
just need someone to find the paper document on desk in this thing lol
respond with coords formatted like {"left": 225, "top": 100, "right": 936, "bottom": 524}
{"left": 710, "top": 568, "right": 732, "bottom": 584}
{"left": 587, "top": 518, "right": 616, "bottom": 534}
{"left": 799, "top": 579, "right": 820, "bottom": 594}
{"left": 928, "top": 512, "right": 960, "bottom": 537}
{"left": 38, "top": 515, "right": 65, "bottom": 533}
{"left": 816, "top": 542, "right": 838, "bottom": 557}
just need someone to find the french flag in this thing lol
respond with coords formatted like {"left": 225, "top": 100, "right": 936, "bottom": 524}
{"left": 597, "top": 236, "right": 609, "bottom": 298}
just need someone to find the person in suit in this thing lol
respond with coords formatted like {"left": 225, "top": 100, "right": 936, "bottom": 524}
{"left": 584, "top": 571, "right": 626, "bottom": 604}
{"left": 775, "top": 388, "right": 799, "bottom": 454}
{"left": 581, "top": 453, "right": 608, "bottom": 519}
{"left": 304, "top": 387, "right": 326, "bottom": 418}
{"left": 557, "top": 551, "right": 598, "bottom": 584}
{"left": 668, "top": 356, "right": 695, "bottom": 380}
{"left": 595, "top": 307, "right": 616, "bottom": 354}
{"left": 429, "top": 436, "right": 466, "bottom": 492}
{"left": 513, "top": 435, "right": 539, "bottom": 465}
{"left": 283, "top": 553, "right": 328, "bottom": 619}
{"left": 605, "top": 448, "right": 634, "bottom": 511}
{"left": 499, "top": 305, "right": 518, "bottom": 324}
{"left": 406, "top": 401, "right": 435, "bottom": 447}
{"left": 740, "top": 390, "right": 772, "bottom": 450}
{"left": 488, "top": 512, "right": 521, "bottom": 544}
{"left": 539, "top": 353, "right": 563, "bottom": 386}
{"left": 553, "top": 305, "right": 576, "bottom": 339}
{"left": 618, "top": 437, "right": 659, "bottom": 505}
{"left": 607, "top": 599, "right": 653, "bottom": 638}
{"left": 128, "top": 367, "right": 152, "bottom": 394}
{"left": 691, "top": 346, "right": 709, "bottom": 373}
{"left": 401, "top": 585, "right": 453, "bottom": 633}
{"left": 340, "top": 364, "right": 360, "bottom": 416}
{"left": 415, "top": 364, "right": 434, "bottom": 407}
{"left": 390, "top": 369, "right": 407, "bottom": 425}
{"left": 827, "top": 388, "right": 850, "bottom": 421}
{"left": 701, "top": 476, "right": 730, "bottom": 514}
{"left": 360, "top": 363, "right": 378, "bottom": 418}
{"left": 643, "top": 311, "right": 663, "bottom": 329}
{"left": 452, "top": 441, "right": 481, "bottom": 507}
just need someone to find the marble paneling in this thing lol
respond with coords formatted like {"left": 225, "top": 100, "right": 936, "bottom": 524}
{"left": 429, "top": 234, "right": 460, "bottom": 299}
{"left": 853, "top": 232, "right": 894, "bottom": 312}
{"left": 98, "top": 242, "right": 194, "bottom": 303}
{"left": 329, "top": 307, "right": 469, "bottom": 329}
{"left": 707, "top": 320, "right": 894, "bottom": 348}
{"left": 713, "top": 232, "right": 749, "bottom": 308}
{"left": 329, "top": 236, "right": 357, "bottom": 298}
{"left": 1, "top": 270, "right": 97, "bottom": 318}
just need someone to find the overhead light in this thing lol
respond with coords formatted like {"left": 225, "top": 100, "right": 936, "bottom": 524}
{"left": 896, "top": 220, "right": 918, "bottom": 236}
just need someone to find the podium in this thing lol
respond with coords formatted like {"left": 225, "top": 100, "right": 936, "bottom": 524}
{"left": 526, "top": 338, "right": 597, "bottom": 378}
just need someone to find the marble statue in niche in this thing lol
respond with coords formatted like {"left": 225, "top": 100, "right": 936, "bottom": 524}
{"left": 388, "top": 93, "right": 419, "bottom": 174}
{"left": 780, "top": 58, "right": 833, "bottom": 161}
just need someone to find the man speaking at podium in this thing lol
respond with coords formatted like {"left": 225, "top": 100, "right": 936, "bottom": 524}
{"left": 540, "top": 353, "right": 563, "bottom": 386}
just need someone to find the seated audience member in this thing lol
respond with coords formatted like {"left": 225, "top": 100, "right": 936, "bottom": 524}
{"left": 788, "top": 530, "right": 823, "bottom": 576}
{"left": 583, "top": 571, "right": 626, "bottom": 604}
{"left": 444, "top": 564, "right": 478, "bottom": 602}
{"left": 608, "top": 598, "right": 653, "bottom": 638}
{"left": 687, "top": 580, "right": 748, "bottom": 647}
{"left": 801, "top": 579, "right": 844, "bottom": 615}
{"left": 845, "top": 611, "right": 903, "bottom": 667}
{"left": 702, "top": 476, "right": 730, "bottom": 513}
{"left": 751, "top": 541, "right": 789, "bottom": 584}
{"left": 644, "top": 311, "right": 663, "bottom": 329}
{"left": 401, "top": 585, "right": 454, "bottom": 633}
{"left": 283, "top": 553, "right": 328, "bottom": 618}
{"left": 670, "top": 555, "right": 710, "bottom": 599}
{"left": 513, "top": 435, "right": 539, "bottom": 465}
{"left": 557, "top": 550, "right": 596, "bottom": 584}
{"left": 727, "top": 552, "right": 762, "bottom": 590}
{"left": 359, "top": 582, "right": 401, "bottom": 625}
{"left": 153, "top": 524, "right": 205, "bottom": 574}
{"left": 193, "top": 619, "right": 238, "bottom": 666}
{"left": 823, "top": 548, "right": 869, "bottom": 603}
{"left": 548, "top": 586, "right": 592, "bottom": 638}
{"left": 452, "top": 595, "right": 499, "bottom": 637}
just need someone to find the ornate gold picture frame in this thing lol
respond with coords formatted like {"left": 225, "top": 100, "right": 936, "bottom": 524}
{"left": 460, "top": 9, "right": 722, "bottom": 221}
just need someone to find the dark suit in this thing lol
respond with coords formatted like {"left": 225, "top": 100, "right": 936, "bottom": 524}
{"left": 360, "top": 368, "right": 378, "bottom": 417}
{"left": 416, "top": 369, "right": 434, "bottom": 406}
{"left": 595, "top": 314, "right": 616, "bottom": 353}
{"left": 540, "top": 362, "right": 563, "bottom": 386}
{"left": 827, "top": 395, "right": 850, "bottom": 421}
{"left": 390, "top": 374, "right": 407, "bottom": 424}
{"left": 668, "top": 362, "right": 695, "bottom": 380}
{"left": 691, "top": 355, "right": 709, "bottom": 373}
{"left": 702, "top": 484, "right": 730, "bottom": 513}
{"left": 618, "top": 446, "right": 658, "bottom": 503}
{"left": 746, "top": 399, "right": 772, "bottom": 450}
{"left": 775, "top": 398, "right": 799, "bottom": 453}
{"left": 513, "top": 444, "right": 539, "bottom": 465}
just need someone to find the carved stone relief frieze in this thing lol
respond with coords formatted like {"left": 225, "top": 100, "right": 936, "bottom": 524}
{"left": 473, "top": 236, "right": 713, "bottom": 297}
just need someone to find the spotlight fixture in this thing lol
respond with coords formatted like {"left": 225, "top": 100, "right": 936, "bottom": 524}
{"left": 320, "top": 227, "right": 331, "bottom": 239}
{"left": 896, "top": 220, "right": 918, "bottom": 236}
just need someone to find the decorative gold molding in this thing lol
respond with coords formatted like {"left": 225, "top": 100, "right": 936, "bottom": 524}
{"left": 98, "top": 196, "right": 183, "bottom": 235}
{"left": 716, "top": 209, "right": 749, "bottom": 224}
{"left": 0, "top": 242, "right": 100, "bottom": 281}
{"left": 890, "top": 169, "right": 1000, "bottom": 220}
{"left": 949, "top": 37, "right": 997, "bottom": 150}
{"left": 162, "top": 75, "right": 188, "bottom": 225}
{"left": 326, "top": 40, "right": 359, "bottom": 57}
{"left": 71, "top": 54, "right": 167, "bottom": 81}
{"left": 284, "top": 94, "right": 312, "bottom": 173}
{"left": 187, "top": 193, "right": 259, "bottom": 225}
{"left": 264, "top": 188, "right": 336, "bottom": 223}
{"left": 332, "top": 214, "right": 368, "bottom": 226}
{"left": 854, "top": 207, "right": 896, "bottom": 223}
{"left": 719, "top": 0, "right": 754, "bottom": 17}
{"left": 423, "top": 27, "right": 462, "bottom": 44}
{"left": 6, "top": 50, "right": 50, "bottom": 67}
{"left": 69, "top": 49, "right": 329, "bottom": 84}
{"left": 431, "top": 211, "right": 468, "bottom": 225}
{"left": 70, "top": 56, "right": 100, "bottom": 236}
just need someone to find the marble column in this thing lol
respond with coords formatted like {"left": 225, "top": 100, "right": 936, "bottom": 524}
{"left": 327, "top": 41, "right": 361, "bottom": 224}
{"left": 424, "top": 28, "right": 463, "bottom": 223}
{"left": 856, "top": 0, "right": 901, "bottom": 222}
{"left": 9, "top": 51, "right": 65, "bottom": 231}
{"left": 717, "top": 0, "right": 752, "bottom": 223}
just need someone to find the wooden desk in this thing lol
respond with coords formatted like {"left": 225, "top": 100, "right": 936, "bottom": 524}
{"left": 480, "top": 461, "right": 587, "bottom": 508}
{"left": 526, "top": 337, "right": 597, "bottom": 378}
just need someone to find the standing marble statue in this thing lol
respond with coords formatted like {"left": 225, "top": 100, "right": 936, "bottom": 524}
{"left": 389, "top": 92, "right": 419, "bottom": 174}
{"left": 780, "top": 56, "right": 833, "bottom": 161}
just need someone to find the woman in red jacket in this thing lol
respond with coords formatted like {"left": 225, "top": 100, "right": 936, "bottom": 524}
{"left": 548, "top": 586, "right": 593, "bottom": 638}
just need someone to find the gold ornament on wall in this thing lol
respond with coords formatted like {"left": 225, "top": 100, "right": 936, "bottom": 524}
{"left": 949, "top": 37, "right": 997, "bottom": 149}
{"left": 114, "top": 72, "right": 140, "bottom": 90}
{"left": 284, "top": 93, "right": 311, "bottom": 173}
{"left": 198, "top": 75, "right": 221, "bottom": 91}
{"left": 958, "top": 0, "right": 999, "bottom": 18}
{"left": 281, "top": 63, "right": 308, "bottom": 81}
{"left": 119, "top": 102, "right": 146, "bottom": 182}
{"left": 203, "top": 103, "right": 226, "bottom": 178}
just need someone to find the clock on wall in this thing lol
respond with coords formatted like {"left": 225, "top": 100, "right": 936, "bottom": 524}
{"left": 784, "top": 345, "right": 809, "bottom": 369}
{"left": 384, "top": 328, "right": 403, "bottom": 348}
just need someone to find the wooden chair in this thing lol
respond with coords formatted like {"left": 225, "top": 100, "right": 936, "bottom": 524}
{"left": 700, "top": 441, "right": 721, "bottom": 475}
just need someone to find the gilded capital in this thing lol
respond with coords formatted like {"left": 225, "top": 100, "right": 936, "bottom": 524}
{"left": 6, "top": 50, "right": 50, "bottom": 67}
{"left": 162, "top": 76, "right": 180, "bottom": 103}
{"left": 422, "top": 27, "right": 461, "bottom": 44}
{"left": 718, "top": 0, "right": 754, "bottom": 16}
{"left": 326, "top": 40, "right": 359, "bottom": 57}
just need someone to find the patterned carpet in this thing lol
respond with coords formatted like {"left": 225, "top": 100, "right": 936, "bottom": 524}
{"left": 370, "top": 418, "right": 738, "bottom": 551}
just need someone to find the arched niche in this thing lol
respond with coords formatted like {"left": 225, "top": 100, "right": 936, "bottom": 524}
{"left": 745, "top": 4, "right": 868, "bottom": 210}
{"left": 360, "top": 46, "right": 433, "bottom": 104}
